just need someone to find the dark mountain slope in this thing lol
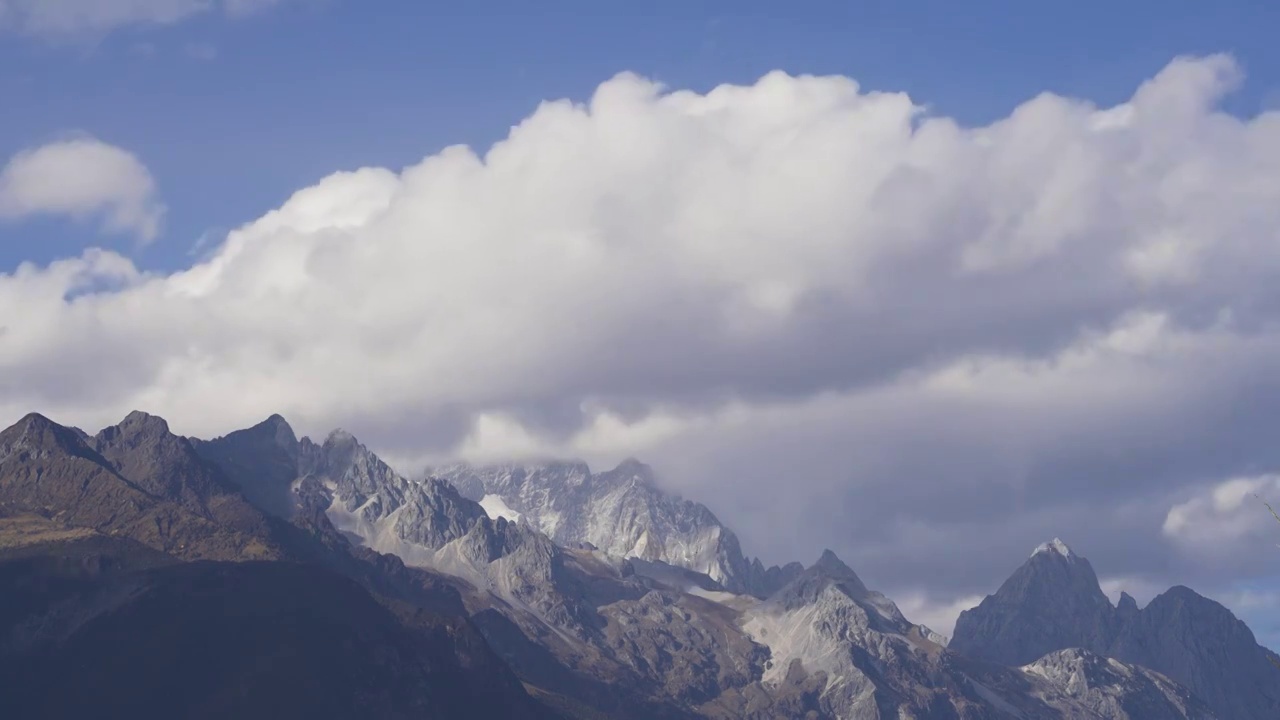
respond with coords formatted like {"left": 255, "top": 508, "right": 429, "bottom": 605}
{"left": 1109, "top": 585, "right": 1280, "bottom": 720}
{"left": 0, "top": 526, "right": 549, "bottom": 720}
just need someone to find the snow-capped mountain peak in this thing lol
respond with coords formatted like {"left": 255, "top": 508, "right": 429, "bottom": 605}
{"left": 1032, "top": 537, "right": 1078, "bottom": 561}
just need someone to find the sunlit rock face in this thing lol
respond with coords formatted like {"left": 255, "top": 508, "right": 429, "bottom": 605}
{"left": 431, "top": 459, "right": 799, "bottom": 597}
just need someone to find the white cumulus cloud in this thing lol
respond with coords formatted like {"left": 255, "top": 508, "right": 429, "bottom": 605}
{"left": 4, "top": 55, "right": 1280, "bottom": 605}
{"left": 0, "top": 137, "right": 165, "bottom": 243}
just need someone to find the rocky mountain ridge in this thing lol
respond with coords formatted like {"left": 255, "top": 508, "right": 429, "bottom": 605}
{"left": 0, "top": 410, "right": 1263, "bottom": 719}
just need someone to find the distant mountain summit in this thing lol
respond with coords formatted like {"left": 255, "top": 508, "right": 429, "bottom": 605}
{"left": 951, "top": 537, "right": 1116, "bottom": 666}
{"left": 1031, "top": 537, "right": 1079, "bottom": 560}
{"left": 951, "top": 538, "right": 1280, "bottom": 720}
{"left": 431, "top": 461, "right": 802, "bottom": 597}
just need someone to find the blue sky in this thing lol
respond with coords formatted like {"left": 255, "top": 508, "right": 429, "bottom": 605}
{"left": 4, "top": 0, "right": 1279, "bottom": 272}
{"left": 5, "top": 1, "right": 1280, "bottom": 647}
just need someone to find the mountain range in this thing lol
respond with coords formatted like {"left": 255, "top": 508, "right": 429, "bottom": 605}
{"left": 1, "top": 410, "right": 1274, "bottom": 719}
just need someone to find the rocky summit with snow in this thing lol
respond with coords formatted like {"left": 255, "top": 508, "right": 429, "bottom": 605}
{"left": 0, "top": 410, "right": 1273, "bottom": 718}
{"left": 431, "top": 459, "right": 803, "bottom": 598}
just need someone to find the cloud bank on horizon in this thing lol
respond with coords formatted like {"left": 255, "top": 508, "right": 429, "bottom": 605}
{"left": 3, "top": 53, "right": 1280, "bottom": 637}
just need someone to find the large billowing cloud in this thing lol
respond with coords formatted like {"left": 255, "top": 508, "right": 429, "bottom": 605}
{"left": 0, "top": 137, "right": 165, "bottom": 243}
{"left": 0, "top": 0, "right": 289, "bottom": 36}
{"left": 3, "top": 54, "right": 1280, "bottom": 639}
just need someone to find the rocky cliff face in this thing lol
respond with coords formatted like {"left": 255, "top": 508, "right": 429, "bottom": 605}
{"left": 951, "top": 539, "right": 1280, "bottom": 720}
{"left": 307, "top": 430, "right": 488, "bottom": 563}
{"left": 1022, "top": 649, "right": 1215, "bottom": 720}
{"left": 432, "top": 460, "right": 799, "bottom": 597}
{"left": 196, "top": 419, "right": 494, "bottom": 567}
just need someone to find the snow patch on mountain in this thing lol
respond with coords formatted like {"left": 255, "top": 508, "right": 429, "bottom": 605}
{"left": 479, "top": 494, "right": 522, "bottom": 523}
{"left": 1032, "top": 537, "right": 1078, "bottom": 561}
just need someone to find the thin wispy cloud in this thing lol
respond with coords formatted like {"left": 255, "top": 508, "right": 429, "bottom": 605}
{"left": 0, "top": 0, "right": 292, "bottom": 38}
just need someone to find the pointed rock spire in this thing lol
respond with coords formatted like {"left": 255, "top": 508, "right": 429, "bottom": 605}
{"left": 247, "top": 413, "right": 298, "bottom": 449}
{"left": 812, "top": 548, "right": 857, "bottom": 577}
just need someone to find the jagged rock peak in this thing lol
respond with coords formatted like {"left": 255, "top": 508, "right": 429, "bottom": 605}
{"left": 1031, "top": 537, "right": 1078, "bottom": 561}
{"left": 812, "top": 548, "right": 858, "bottom": 578}
{"left": 1117, "top": 591, "right": 1139, "bottom": 613}
{"left": 265, "top": 416, "right": 298, "bottom": 449}
{"left": 116, "top": 410, "right": 171, "bottom": 435}
{"left": 0, "top": 413, "right": 88, "bottom": 455}
{"left": 5, "top": 412, "right": 58, "bottom": 437}
{"left": 249, "top": 413, "right": 297, "bottom": 442}
{"left": 96, "top": 412, "right": 186, "bottom": 449}
{"left": 771, "top": 548, "right": 871, "bottom": 607}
